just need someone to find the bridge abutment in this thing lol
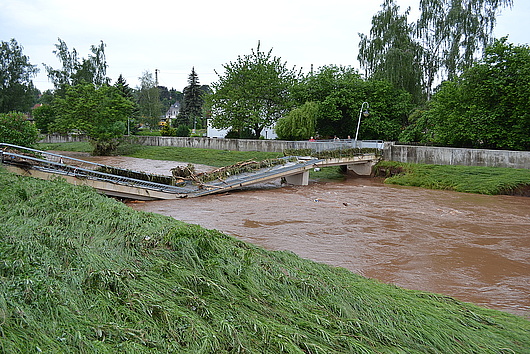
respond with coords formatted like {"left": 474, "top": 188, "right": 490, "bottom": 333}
{"left": 346, "top": 160, "right": 378, "bottom": 176}
{"left": 284, "top": 171, "right": 310, "bottom": 185}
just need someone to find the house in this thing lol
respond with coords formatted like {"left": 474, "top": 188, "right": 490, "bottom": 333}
{"left": 160, "top": 101, "right": 181, "bottom": 126}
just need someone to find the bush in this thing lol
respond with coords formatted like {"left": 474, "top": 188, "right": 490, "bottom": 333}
{"left": 0, "top": 111, "right": 39, "bottom": 147}
{"left": 225, "top": 128, "right": 255, "bottom": 139}
{"left": 175, "top": 125, "right": 191, "bottom": 137}
{"left": 160, "top": 124, "right": 177, "bottom": 136}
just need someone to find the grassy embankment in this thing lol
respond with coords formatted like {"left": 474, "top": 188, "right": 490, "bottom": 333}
{"left": 375, "top": 160, "right": 530, "bottom": 196}
{"left": 1, "top": 166, "right": 529, "bottom": 353}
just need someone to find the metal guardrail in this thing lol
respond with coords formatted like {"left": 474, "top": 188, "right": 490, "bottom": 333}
{"left": 192, "top": 158, "right": 324, "bottom": 197}
{"left": 0, "top": 143, "right": 196, "bottom": 195}
{"left": 1, "top": 143, "right": 379, "bottom": 199}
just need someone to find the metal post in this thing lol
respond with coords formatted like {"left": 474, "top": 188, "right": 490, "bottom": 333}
{"left": 354, "top": 102, "right": 369, "bottom": 148}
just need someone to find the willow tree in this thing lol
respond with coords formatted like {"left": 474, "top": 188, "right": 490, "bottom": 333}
{"left": 358, "top": 0, "right": 425, "bottom": 104}
{"left": 359, "top": 0, "right": 513, "bottom": 100}
{"left": 417, "top": 0, "right": 513, "bottom": 96}
{"left": 207, "top": 43, "right": 300, "bottom": 139}
{"left": 275, "top": 101, "right": 319, "bottom": 141}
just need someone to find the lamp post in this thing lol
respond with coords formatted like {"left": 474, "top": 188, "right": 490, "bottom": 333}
{"left": 354, "top": 102, "right": 369, "bottom": 148}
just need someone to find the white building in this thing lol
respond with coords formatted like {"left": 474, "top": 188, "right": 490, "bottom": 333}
{"left": 206, "top": 119, "right": 277, "bottom": 139}
{"left": 161, "top": 102, "right": 181, "bottom": 126}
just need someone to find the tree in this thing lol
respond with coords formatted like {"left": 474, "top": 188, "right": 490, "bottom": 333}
{"left": 0, "top": 112, "right": 39, "bottom": 147}
{"left": 293, "top": 65, "right": 413, "bottom": 140}
{"left": 158, "top": 85, "right": 173, "bottom": 113}
{"left": 0, "top": 39, "right": 39, "bottom": 113}
{"left": 52, "top": 84, "right": 134, "bottom": 155}
{"left": 136, "top": 71, "right": 163, "bottom": 129}
{"left": 275, "top": 101, "right": 319, "bottom": 140}
{"left": 207, "top": 43, "right": 300, "bottom": 138}
{"left": 410, "top": 38, "right": 530, "bottom": 150}
{"left": 33, "top": 104, "right": 56, "bottom": 134}
{"left": 358, "top": 0, "right": 425, "bottom": 104}
{"left": 359, "top": 0, "right": 513, "bottom": 100}
{"left": 114, "top": 74, "right": 139, "bottom": 133}
{"left": 44, "top": 38, "right": 109, "bottom": 95}
{"left": 114, "top": 74, "right": 134, "bottom": 100}
{"left": 178, "top": 67, "right": 204, "bottom": 129}
{"left": 417, "top": 0, "right": 513, "bottom": 86}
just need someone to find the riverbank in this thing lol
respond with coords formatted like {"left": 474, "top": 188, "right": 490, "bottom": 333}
{"left": 1, "top": 167, "right": 529, "bottom": 352}
{"left": 375, "top": 160, "right": 530, "bottom": 196}
{"left": 37, "top": 142, "right": 530, "bottom": 195}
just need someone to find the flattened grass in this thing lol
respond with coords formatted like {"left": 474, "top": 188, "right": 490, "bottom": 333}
{"left": 123, "top": 146, "right": 282, "bottom": 167}
{"left": 1, "top": 167, "right": 529, "bottom": 353}
{"left": 376, "top": 160, "right": 530, "bottom": 195}
{"left": 38, "top": 142, "right": 281, "bottom": 168}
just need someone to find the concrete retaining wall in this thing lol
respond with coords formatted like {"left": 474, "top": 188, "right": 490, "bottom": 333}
{"left": 40, "top": 135, "right": 530, "bottom": 169}
{"left": 385, "top": 143, "right": 530, "bottom": 169}
{"left": 40, "top": 134, "right": 87, "bottom": 144}
{"left": 127, "top": 136, "right": 371, "bottom": 153}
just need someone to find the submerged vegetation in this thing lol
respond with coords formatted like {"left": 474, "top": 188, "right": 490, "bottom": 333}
{"left": 1, "top": 166, "right": 529, "bottom": 352}
{"left": 375, "top": 160, "right": 530, "bottom": 196}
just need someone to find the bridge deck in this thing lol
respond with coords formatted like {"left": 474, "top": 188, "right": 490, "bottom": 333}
{"left": 1, "top": 143, "right": 379, "bottom": 200}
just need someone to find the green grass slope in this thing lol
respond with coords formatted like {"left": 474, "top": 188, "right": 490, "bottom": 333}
{"left": 1, "top": 168, "right": 529, "bottom": 353}
{"left": 376, "top": 161, "right": 530, "bottom": 195}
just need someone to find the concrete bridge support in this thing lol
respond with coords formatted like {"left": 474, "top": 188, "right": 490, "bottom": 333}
{"left": 284, "top": 171, "right": 310, "bottom": 185}
{"left": 346, "top": 160, "right": 377, "bottom": 176}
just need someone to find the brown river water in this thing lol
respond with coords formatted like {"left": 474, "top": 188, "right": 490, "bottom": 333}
{"left": 56, "top": 153, "right": 530, "bottom": 317}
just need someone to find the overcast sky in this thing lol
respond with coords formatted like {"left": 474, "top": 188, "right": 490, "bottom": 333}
{"left": 1, "top": 0, "right": 528, "bottom": 93}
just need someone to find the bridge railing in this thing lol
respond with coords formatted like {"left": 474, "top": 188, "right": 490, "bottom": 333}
{"left": 0, "top": 143, "right": 195, "bottom": 194}
{"left": 308, "top": 140, "right": 384, "bottom": 152}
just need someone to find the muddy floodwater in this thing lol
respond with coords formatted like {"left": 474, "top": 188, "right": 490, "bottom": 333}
{"left": 56, "top": 152, "right": 529, "bottom": 317}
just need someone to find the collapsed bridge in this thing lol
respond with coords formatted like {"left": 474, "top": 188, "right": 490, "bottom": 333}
{"left": 1, "top": 143, "right": 380, "bottom": 200}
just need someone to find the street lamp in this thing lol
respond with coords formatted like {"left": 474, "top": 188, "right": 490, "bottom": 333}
{"left": 354, "top": 102, "right": 369, "bottom": 148}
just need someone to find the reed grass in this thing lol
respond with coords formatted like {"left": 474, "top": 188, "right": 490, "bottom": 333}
{"left": 1, "top": 166, "right": 529, "bottom": 353}
{"left": 376, "top": 161, "right": 530, "bottom": 195}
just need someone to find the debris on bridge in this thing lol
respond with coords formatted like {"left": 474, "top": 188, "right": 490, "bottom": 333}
{"left": 1, "top": 143, "right": 380, "bottom": 200}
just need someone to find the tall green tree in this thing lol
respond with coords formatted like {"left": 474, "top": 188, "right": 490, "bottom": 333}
{"left": 44, "top": 38, "right": 109, "bottom": 95}
{"left": 136, "top": 70, "right": 163, "bottom": 129}
{"left": 0, "top": 112, "right": 39, "bottom": 147}
{"left": 114, "top": 74, "right": 134, "bottom": 99}
{"left": 33, "top": 104, "right": 56, "bottom": 134}
{"left": 207, "top": 43, "right": 300, "bottom": 138}
{"left": 52, "top": 83, "right": 134, "bottom": 155}
{"left": 0, "top": 39, "right": 39, "bottom": 113}
{"left": 114, "top": 74, "right": 139, "bottom": 134}
{"left": 178, "top": 67, "right": 204, "bottom": 129}
{"left": 292, "top": 65, "right": 413, "bottom": 140}
{"left": 417, "top": 0, "right": 513, "bottom": 86}
{"left": 359, "top": 0, "right": 513, "bottom": 100}
{"left": 409, "top": 38, "right": 530, "bottom": 150}
{"left": 358, "top": 0, "right": 425, "bottom": 104}
{"left": 158, "top": 85, "right": 173, "bottom": 113}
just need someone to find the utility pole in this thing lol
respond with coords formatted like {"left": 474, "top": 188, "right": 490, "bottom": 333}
{"left": 155, "top": 69, "right": 159, "bottom": 86}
